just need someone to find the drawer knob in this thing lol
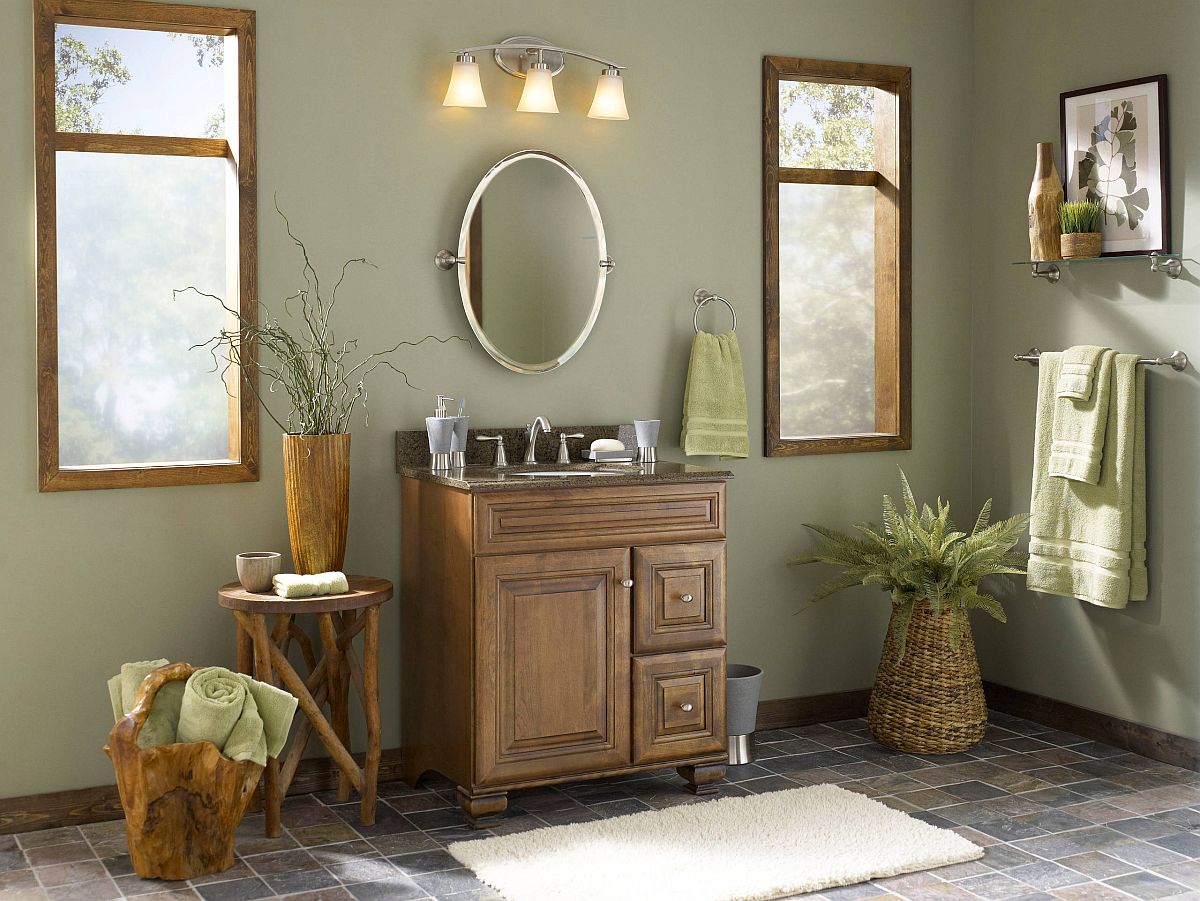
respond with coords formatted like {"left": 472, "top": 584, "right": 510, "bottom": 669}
{"left": 680, "top": 702, "right": 694, "bottom": 712}
{"left": 680, "top": 593, "right": 694, "bottom": 602}
{"left": 620, "top": 578, "right": 634, "bottom": 588}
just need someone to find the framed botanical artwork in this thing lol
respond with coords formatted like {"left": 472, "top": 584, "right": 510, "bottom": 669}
{"left": 1060, "top": 75, "right": 1170, "bottom": 256}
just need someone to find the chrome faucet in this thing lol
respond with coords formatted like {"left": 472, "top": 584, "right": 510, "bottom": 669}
{"left": 523, "top": 416, "right": 552, "bottom": 464}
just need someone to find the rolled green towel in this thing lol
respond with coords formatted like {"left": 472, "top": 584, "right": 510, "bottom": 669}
{"left": 106, "top": 659, "right": 185, "bottom": 749}
{"left": 273, "top": 571, "right": 350, "bottom": 598}
{"left": 177, "top": 667, "right": 298, "bottom": 766}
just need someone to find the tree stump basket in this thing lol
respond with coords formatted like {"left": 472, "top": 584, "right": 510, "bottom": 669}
{"left": 868, "top": 600, "right": 987, "bottom": 755}
{"left": 105, "top": 662, "right": 264, "bottom": 881}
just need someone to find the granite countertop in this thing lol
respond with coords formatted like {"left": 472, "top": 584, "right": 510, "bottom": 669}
{"left": 397, "top": 459, "right": 733, "bottom": 492}
{"left": 396, "top": 423, "right": 732, "bottom": 492}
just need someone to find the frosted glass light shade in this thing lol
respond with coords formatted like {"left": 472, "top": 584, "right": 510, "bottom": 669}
{"left": 587, "top": 68, "right": 628, "bottom": 120}
{"left": 443, "top": 59, "right": 486, "bottom": 108}
{"left": 517, "top": 63, "right": 558, "bottom": 113}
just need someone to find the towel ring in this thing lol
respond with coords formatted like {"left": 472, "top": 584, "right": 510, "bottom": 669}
{"left": 693, "top": 289, "right": 736, "bottom": 334}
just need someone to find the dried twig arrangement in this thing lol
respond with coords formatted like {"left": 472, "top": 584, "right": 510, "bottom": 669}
{"left": 177, "top": 203, "right": 467, "bottom": 435}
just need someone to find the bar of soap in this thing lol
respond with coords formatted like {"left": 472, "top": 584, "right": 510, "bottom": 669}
{"left": 590, "top": 438, "right": 625, "bottom": 452}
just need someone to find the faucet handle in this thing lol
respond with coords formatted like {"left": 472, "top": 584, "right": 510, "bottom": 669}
{"left": 556, "top": 432, "right": 585, "bottom": 464}
{"left": 476, "top": 435, "right": 507, "bottom": 467}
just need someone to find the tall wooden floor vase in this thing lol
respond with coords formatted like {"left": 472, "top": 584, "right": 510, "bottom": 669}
{"left": 283, "top": 433, "right": 351, "bottom": 575}
{"left": 105, "top": 663, "right": 263, "bottom": 880}
{"left": 868, "top": 600, "right": 987, "bottom": 755}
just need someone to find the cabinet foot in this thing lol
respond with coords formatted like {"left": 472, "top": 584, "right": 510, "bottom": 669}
{"left": 677, "top": 763, "right": 726, "bottom": 796}
{"left": 456, "top": 787, "right": 508, "bottom": 828}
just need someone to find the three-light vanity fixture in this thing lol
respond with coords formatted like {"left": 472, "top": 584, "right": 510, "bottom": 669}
{"left": 442, "top": 36, "right": 628, "bottom": 120}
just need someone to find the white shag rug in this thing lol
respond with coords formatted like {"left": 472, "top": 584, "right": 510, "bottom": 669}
{"left": 448, "top": 783, "right": 982, "bottom": 901}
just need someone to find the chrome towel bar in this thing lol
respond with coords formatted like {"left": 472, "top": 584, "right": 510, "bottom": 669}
{"left": 1013, "top": 347, "right": 1189, "bottom": 372}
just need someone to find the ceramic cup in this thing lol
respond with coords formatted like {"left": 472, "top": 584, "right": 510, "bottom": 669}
{"left": 634, "top": 419, "right": 661, "bottom": 463}
{"left": 236, "top": 551, "right": 282, "bottom": 593}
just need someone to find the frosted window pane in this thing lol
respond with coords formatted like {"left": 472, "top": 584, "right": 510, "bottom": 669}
{"left": 779, "top": 81, "right": 875, "bottom": 170}
{"left": 779, "top": 183, "right": 876, "bottom": 438}
{"left": 56, "top": 152, "right": 231, "bottom": 467}
{"left": 55, "top": 24, "right": 226, "bottom": 137}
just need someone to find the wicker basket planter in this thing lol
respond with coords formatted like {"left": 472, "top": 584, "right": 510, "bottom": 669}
{"left": 868, "top": 600, "right": 987, "bottom": 755}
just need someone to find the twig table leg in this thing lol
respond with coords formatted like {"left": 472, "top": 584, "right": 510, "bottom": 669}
{"left": 234, "top": 621, "right": 262, "bottom": 814}
{"left": 318, "top": 613, "right": 352, "bottom": 802}
{"left": 245, "top": 612, "right": 281, "bottom": 838}
{"left": 362, "top": 604, "right": 381, "bottom": 825}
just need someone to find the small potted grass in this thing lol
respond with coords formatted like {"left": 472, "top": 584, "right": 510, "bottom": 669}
{"left": 1060, "top": 199, "right": 1103, "bottom": 259}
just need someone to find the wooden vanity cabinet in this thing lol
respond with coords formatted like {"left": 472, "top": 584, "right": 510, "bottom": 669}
{"left": 400, "top": 476, "right": 729, "bottom": 826}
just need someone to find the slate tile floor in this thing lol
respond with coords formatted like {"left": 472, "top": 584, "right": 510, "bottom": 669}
{"left": 4, "top": 711, "right": 1200, "bottom": 900}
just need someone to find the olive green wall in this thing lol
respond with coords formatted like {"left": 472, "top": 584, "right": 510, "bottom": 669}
{"left": 970, "top": 0, "right": 1200, "bottom": 741}
{"left": 0, "top": 0, "right": 977, "bottom": 797}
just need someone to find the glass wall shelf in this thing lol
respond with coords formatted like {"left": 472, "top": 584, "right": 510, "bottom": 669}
{"left": 1012, "top": 252, "right": 1182, "bottom": 283}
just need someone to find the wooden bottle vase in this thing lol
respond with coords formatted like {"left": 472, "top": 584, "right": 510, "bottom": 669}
{"left": 1028, "top": 142, "right": 1064, "bottom": 262}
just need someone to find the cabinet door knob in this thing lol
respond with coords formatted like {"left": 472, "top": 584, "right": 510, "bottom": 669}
{"left": 620, "top": 578, "right": 634, "bottom": 588}
{"left": 680, "top": 702, "right": 694, "bottom": 712}
{"left": 680, "top": 593, "right": 694, "bottom": 603}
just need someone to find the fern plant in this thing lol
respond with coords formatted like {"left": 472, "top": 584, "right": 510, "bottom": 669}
{"left": 792, "top": 470, "right": 1028, "bottom": 660}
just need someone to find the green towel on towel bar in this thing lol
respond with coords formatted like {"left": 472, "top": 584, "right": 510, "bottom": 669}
{"left": 681, "top": 330, "right": 749, "bottom": 458}
{"left": 1049, "top": 348, "right": 1114, "bottom": 484}
{"left": 1027, "top": 352, "right": 1147, "bottom": 608}
{"left": 1057, "top": 344, "right": 1109, "bottom": 400}
{"left": 106, "top": 659, "right": 184, "bottom": 749}
{"left": 177, "top": 667, "right": 297, "bottom": 766}
{"left": 107, "top": 661, "right": 297, "bottom": 766}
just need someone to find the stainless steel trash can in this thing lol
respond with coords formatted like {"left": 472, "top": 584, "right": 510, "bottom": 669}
{"left": 726, "top": 663, "right": 764, "bottom": 765}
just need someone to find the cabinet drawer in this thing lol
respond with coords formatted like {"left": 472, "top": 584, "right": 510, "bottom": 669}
{"left": 632, "top": 541, "right": 726, "bottom": 654}
{"left": 632, "top": 649, "right": 726, "bottom": 765}
{"left": 473, "top": 482, "right": 725, "bottom": 555}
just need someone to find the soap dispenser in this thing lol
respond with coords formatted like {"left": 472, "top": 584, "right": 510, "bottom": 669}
{"left": 426, "top": 394, "right": 455, "bottom": 471}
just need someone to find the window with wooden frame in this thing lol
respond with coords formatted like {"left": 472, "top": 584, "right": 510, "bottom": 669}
{"left": 34, "top": 0, "right": 257, "bottom": 491}
{"left": 762, "top": 56, "right": 910, "bottom": 456}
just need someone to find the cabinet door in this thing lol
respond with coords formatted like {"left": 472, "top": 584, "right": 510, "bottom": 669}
{"left": 632, "top": 649, "right": 726, "bottom": 764}
{"left": 632, "top": 541, "right": 726, "bottom": 654}
{"left": 475, "top": 548, "right": 631, "bottom": 786}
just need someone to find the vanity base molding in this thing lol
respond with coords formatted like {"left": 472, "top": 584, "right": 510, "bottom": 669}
{"left": 400, "top": 473, "right": 731, "bottom": 827}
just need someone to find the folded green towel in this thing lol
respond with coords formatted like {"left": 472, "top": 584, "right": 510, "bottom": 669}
{"left": 680, "top": 330, "right": 748, "bottom": 459}
{"left": 106, "top": 659, "right": 184, "bottom": 749}
{"left": 177, "top": 667, "right": 297, "bottom": 766}
{"left": 1028, "top": 353, "right": 1147, "bottom": 607}
{"left": 273, "top": 572, "right": 349, "bottom": 598}
{"left": 1056, "top": 345, "right": 1109, "bottom": 400}
{"left": 108, "top": 661, "right": 297, "bottom": 765}
{"left": 1049, "top": 348, "right": 1114, "bottom": 484}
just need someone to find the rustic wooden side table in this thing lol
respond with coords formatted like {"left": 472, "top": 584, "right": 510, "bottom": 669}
{"left": 218, "top": 575, "right": 392, "bottom": 837}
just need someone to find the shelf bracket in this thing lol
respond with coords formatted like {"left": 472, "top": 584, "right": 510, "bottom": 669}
{"left": 1030, "top": 262, "right": 1061, "bottom": 283}
{"left": 1150, "top": 252, "right": 1182, "bottom": 279}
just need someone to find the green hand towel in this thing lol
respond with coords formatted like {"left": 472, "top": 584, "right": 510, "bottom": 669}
{"left": 177, "top": 667, "right": 298, "bottom": 766}
{"left": 681, "top": 330, "right": 748, "bottom": 458}
{"left": 1028, "top": 353, "right": 1147, "bottom": 608}
{"left": 1049, "top": 348, "right": 1114, "bottom": 484}
{"left": 1056, "top": 344, "right": 1109, "bottom": 400}
{"left": 106, "top": 659, "right": 184, "bottom": 749}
